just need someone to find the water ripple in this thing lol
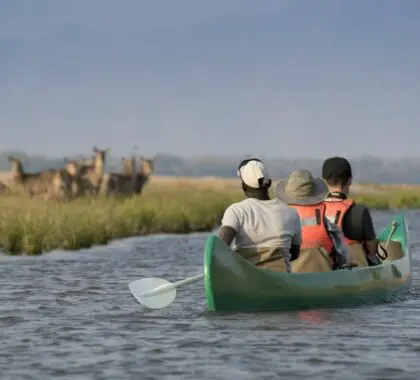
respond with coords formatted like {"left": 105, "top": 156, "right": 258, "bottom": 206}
{"left": 0, "top": 210, "right": 418, "bottom": 379}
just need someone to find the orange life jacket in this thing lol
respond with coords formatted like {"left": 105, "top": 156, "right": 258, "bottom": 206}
{"left": 290, "top": 202, "right": 334, "bottom": 252}
{"left": 323, "top": 198, "right": 359, "bottom": 246}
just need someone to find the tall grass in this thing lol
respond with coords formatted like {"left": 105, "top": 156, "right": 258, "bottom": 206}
{"left": 0, "top": 186, "right": 239, "bottom": 255}
{"left": 0, "top": 180, "right": 419, "bottom": 255}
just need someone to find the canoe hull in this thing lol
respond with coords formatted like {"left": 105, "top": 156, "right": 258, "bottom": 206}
{"left": 204, "top": 213, "right": 412, "bottom": 312}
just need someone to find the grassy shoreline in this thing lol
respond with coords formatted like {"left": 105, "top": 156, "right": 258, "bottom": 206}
{"left": 1, "top": 179, "right": 420, "bottom": 255}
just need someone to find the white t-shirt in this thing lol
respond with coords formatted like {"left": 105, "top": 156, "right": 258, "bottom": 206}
{"left": 221, "top": 198, "right": 302, "bottom": 253}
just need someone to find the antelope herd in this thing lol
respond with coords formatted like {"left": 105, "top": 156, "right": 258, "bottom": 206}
{"left": 0, "top": 146, "right": 155, "bottom": 201}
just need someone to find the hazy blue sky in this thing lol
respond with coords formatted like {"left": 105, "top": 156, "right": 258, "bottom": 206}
{"left": 1, "top": 0, "right": 419, "bottom": 158}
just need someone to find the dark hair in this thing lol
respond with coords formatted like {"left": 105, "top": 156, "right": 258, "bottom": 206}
{"left": 324, "top": 176, "right": 349, "bottom": 187}
{"left": 322, "top": 157, "right": 352, "bottom": 187}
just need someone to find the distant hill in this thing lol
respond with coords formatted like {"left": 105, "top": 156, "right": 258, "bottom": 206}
{"left": 0, "top": 151, "right": 420, "bottom": 184}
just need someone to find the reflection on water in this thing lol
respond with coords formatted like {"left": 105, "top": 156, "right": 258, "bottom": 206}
{"left": 0, "top": 210, "right": 419, "bottom": 379}
{"left": 297, "top": 310, "right": 332, "bottom": 325}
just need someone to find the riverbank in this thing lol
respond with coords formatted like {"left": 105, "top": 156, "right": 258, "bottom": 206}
{"left": 0, "top": 178, "right": 420, "bottom": 255}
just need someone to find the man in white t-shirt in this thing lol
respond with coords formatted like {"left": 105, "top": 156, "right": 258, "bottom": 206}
{"left": 218, "top": 158, "right": 302, "bottom": 273}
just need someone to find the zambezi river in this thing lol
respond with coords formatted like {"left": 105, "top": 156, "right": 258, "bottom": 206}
{"left": 1, "top": 210, "right": 419, "bottom": 379}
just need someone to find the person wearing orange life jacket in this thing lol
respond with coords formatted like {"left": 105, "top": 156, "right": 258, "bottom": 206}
{"left": 321, "top": 157, "right": 382, "bottom": 266}
{"left": 275, "top": 169, "right": 351, "bottom": 270}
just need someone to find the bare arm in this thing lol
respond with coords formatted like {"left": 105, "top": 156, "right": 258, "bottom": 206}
{"left": 361, "top": 208, "right": 379, "bottom": 255}
{"left": 290, "top": 211, "right": 302, "bottom": 260}
{"left": 343, "top": 205, "right": 380, "bottom": 262}
{"left": 359, "top": 207, "right": 382, "bottom": 264}
{"left": 218, "top": 226, "right": 237, "bottom": 246}
{"left": 218, "top": 205, "right": 240, "bottom": 247}
{"left": 365, "top": 239, "right": 379, "bottom": 256}
{"left": 290, "top": 244, "right": 300, "bottom": 261}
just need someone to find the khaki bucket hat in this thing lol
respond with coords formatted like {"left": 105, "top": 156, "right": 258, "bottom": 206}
{"left": 275, "top": 169, "right": 328, "bottom": 205}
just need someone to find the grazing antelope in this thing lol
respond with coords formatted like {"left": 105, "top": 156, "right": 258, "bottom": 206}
{"left": 82, "top": 146, "right": 110, "bottom": 197}
{"left": 7, "top": 156, "right": 72, "bottom": 200}
{"left": 134, "top": 156, "right": 155, "bottom": 195}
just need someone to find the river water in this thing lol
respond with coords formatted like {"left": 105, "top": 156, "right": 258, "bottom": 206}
{"left": 0, "top": 210, "right": 419, "bottom": 379}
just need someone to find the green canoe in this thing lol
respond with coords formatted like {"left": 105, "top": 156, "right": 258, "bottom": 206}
{"left": 203, "top": 213, "right": 412, "bottom": 312}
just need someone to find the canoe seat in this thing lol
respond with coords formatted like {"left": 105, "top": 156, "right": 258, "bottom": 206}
{"left": 291, "top": 248, "right": 332, "bottom": 273}
{"left": 378, "top": 240, "right": 403, "bottom": 261}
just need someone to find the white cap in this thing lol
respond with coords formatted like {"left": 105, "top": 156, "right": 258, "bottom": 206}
{"left": 237, "top": 160, "right": 271, "bottom": 189}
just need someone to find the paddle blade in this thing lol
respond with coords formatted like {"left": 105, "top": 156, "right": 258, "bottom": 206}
{"left": 128, "top": 277, "right": 176, "bottom": 309}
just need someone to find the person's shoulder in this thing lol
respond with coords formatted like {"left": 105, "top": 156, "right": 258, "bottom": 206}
{"left": 349, "top": 201, "right": 372, "bottom": 216}
{"left": 271, "top": 199, "right": 300, "bottom": 218}
{"left": 345, "top": 200, "right": 374, "bottom": 229}
{"left": 224, "top": 198, "right": 250, "bottom": 213}
{"left": 221, "top": 200, "right": 247, "bottom": 227}
{"left": 275, "top": 199, "right": 298, "bottom": 212}
{"left": 345, "top": 199, "right": 376, "bottom": 239}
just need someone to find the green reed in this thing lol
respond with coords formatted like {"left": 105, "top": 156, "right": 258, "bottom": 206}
{"left": 0, "top": 185, "right": 419, "bottom": 255}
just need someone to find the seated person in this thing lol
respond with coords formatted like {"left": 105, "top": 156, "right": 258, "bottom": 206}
{"left": 322, "top": 157, "right": 382, "bottom": 266}
{"left": 218, "top": 158, "right": 301, "bottom": 273}
{"left": 275, "top": 169, "right": 352, "bottom": 271}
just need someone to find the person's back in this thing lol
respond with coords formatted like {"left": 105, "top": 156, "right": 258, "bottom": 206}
{"left": 275, "top": 169, "right": 351, "bottom": 271}
{"left": 222, "top": 197, "right": 300, "bottom": 267}
{"left": 218, "top": 158, "right": 301, "bottom": 273}
{"left": 321, "top": 157, "right": 382, "bottom": 266}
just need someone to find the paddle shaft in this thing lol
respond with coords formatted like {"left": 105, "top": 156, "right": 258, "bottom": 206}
{"left": 173, "top": 273, "right": 204, "bottom": 286}
{"left": 140, "top": 273, "right": 204, "bottom": 297}
{"left": 385, "top": 221, "right": 398, "bottom": 249}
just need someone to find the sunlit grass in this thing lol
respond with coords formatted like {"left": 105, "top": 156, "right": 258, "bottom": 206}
{"left": 0, "top": 178, "right": 419, "bottom": 255}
